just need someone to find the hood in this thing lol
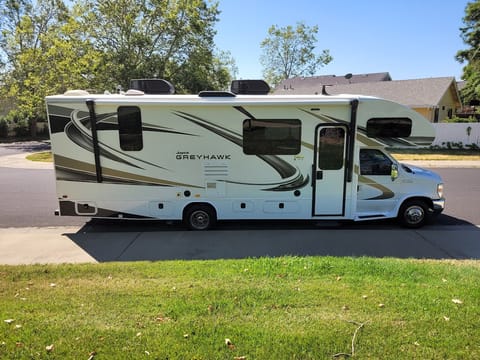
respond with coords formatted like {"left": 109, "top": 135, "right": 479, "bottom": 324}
{"left": 401, "top": 163, "right": 442, "bottom": 182}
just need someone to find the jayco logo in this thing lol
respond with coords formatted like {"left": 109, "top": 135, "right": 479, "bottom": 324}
{"left": 176, "top": 152, "right": 231, "bottom": 160}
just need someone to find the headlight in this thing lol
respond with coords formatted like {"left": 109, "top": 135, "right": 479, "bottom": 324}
{"left": 437, "top": 183, "right": 444, "bottom": 198}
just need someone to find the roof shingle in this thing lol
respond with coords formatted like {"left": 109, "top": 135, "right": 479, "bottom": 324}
{"left": 274, "top": 76, "right": 459, "bottom": 107}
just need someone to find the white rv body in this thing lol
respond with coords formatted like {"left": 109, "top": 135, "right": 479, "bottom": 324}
{"left": 45, "top": 88, "right": 444, "bottom": 229}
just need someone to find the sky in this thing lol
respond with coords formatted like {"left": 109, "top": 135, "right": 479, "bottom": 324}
{"left": 213, "top": 0, "right": 470, "bottom": 81}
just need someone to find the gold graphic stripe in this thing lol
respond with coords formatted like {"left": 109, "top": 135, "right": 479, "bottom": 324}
{"left": 357, "top": 133, "right": 382, "bottom": 146}
{"left": 358, "top": 175, "right": 395, "bottom": 200}
{"left": 301, "top": 141, "right": 314, "bottom": 150}
{"left": 54, "top": 154, "right": 202, "bottom": 188}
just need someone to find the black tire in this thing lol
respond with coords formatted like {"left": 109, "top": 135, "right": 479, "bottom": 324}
{"left": 398, "top": 200, "right": 429, "bottom": 228}
{"left": 184, "top": 204, "right": 217, "bottom": 230}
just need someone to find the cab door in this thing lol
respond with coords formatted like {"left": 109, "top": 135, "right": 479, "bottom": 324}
{"left": 313, "top": 125, "right": 347, "bottom": 216}
{"left": 357, "top": 149, "right": 397, "bottom": 214}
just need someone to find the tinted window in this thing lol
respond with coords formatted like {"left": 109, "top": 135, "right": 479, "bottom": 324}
{"left": 367, "top": 118, "right": 412, "bottom": 138}
{"left": 318, "top": 127, "right": 345, "bottom": 170}
{"left": 243, "top": 119, "right": 301, "bottom": 155}
{"left": 118, "top": 106, "right": 143, "bottom": 151}
{"left": 360, "top": 149, "right": 392, "bottom": 175}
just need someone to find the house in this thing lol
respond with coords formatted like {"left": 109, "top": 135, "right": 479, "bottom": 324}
{"left": 276, "top": 72, "right": 391, "bottom": 91}
{"left": 274, "top": 75, "right": 461, "bottom": 123}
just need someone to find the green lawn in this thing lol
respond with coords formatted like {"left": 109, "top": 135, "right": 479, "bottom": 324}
{"left": 1, "top": 257, "right": 479, "bottom": 359}
{"left": 25, "top": 151, "right": 52, "bottom": 162}
{"left": 389, "top": 148, "right": 480, "bottom": 161}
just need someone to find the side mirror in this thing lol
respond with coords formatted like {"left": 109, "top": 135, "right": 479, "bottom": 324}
{"left": 391, "top": 164, "right": 399, "bottom": 181}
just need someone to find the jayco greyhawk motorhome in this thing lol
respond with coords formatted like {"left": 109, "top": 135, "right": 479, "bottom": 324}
{"left": 45, "top": 79, "right": 445, "bottom": 230}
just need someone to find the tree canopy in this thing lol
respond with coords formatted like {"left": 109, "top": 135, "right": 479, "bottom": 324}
{"left": 0, "top": 0, "right": 100, "bottom": 124}
{"left": 0, "top": 0, "right": 234, "bottom": 127}
{"left": 260, "top": 22, "right": 332, "bottom": 88}
{"left": 456, "top": 0, "right": 480, "bottom": 104}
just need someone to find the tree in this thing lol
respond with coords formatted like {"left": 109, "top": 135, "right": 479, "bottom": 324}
{"left": 456, "top": 0, "right": 480, "bottom": 105}
{"left": 260, "top": 22, "right": 332, "bottom": 88}
{"left": 0, "top": 0, "right": 236, "bottom": 135}
{"left": 0, "top": 0, "right": 102, "bottom": 133}
{"left": 80, "top": 0, "right": 233, "bottom": 93}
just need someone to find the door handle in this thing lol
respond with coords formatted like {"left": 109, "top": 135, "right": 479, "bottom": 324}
{"left": 316, "top": 170, "right": 323, "bottom": 180}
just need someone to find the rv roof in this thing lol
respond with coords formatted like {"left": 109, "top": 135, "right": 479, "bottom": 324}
{"left": 46, "top": 92, "right": 381, "bottom": 106}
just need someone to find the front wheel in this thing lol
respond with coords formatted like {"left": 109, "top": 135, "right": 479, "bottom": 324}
{"left": 184, "top": 204, "right": 217, "bottom": 230}
{"left": 398, "top": 200, "right": 429, "bottom": 228}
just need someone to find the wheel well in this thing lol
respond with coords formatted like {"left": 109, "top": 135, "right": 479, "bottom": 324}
{"left": 399, "top": 197, "right": 433, "bottom": 214}
{"left": 182, "top": 202, "right": 217, "bottom": 219}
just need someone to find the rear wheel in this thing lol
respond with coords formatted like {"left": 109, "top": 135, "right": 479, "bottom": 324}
{"left": 398, "top": 200, "right": 429, "bottom": 228}
{"left": 184, "top": 204, "right": 217, "bottom": 230}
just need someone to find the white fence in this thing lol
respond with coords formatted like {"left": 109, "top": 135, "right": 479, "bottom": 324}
{"left": 432, "top": 123, "right": 480, "bottom": 148}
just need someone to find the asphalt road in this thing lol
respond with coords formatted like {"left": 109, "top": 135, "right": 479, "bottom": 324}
{"left": 0, "top": 166, "right": 478, "bottom": 228}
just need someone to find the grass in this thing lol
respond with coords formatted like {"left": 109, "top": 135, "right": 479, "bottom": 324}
{"left": 25, "top": 151, "right": 52, "bottom": 162}
{"left": 389, "top": 148, "right": 480, "bottom": 161}
{"left": 1, "top": 257, "right": 479, "bottom": 359}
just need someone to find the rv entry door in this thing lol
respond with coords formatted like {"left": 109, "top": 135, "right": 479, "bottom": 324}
{"left": 313, "top": 125, "right": 347, "bottom": 216}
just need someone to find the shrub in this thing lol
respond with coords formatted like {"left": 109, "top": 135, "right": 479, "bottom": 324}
{"left": 0, "top": 118, "right": 8, "bottom": 138}
{"left": 13, "top": 119, "right": 30, "bottom": 138}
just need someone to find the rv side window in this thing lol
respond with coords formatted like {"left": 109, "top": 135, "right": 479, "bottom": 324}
{"left": 243, "top": 119, "right": 301, "bottom": 155}
{"left": 360, "top": 149, "right": 392, "bottom": 175}
{"left": 318, "top": 127, "right": 345, "bottom": 170}
{"left": 118, "top": 106, "right": 143, "bottom": 151}
{"left": 366, "top": 118, "right": 412, "bottom": 138}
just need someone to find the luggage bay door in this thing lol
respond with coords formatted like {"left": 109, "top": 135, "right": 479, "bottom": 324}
{"left": 313, "top": 125, "right": 348, "bottom": 216}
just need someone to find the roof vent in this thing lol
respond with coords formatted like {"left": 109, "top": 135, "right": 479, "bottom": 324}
{"left": 230, "top": 80, "right": 270, "bottom": 95}
{"left": 198, "top": 91, "right": 236, "bottom": 98}
{"left": 129, "top": 79, "right": 175, "bottom": 94}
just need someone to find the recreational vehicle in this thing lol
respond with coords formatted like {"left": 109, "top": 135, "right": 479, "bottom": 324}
{"left": 45, "top": 79, "right": 445, "bottom": 230}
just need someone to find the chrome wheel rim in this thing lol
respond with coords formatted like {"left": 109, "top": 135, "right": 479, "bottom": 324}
{"left": 405, "top": 205, "right": 425, "bottom": 225}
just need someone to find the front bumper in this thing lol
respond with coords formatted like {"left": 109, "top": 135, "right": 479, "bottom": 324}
{"left": 432, "top": 198, "right": 445, "bottom": 214}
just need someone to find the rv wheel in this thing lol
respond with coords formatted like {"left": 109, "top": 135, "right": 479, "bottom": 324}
{"left": 184, "top": 204, "right": 217, "bottom": 230}
{"left": 398, "top": 200, "right": 428, "bottom": 228}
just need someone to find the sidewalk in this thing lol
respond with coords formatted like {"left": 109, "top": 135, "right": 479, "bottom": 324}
{"left": 1, "top": 224, "right": 480, "bottom": 264}
{"left": 0, "top": 227, "right": 94, "bottom": 264}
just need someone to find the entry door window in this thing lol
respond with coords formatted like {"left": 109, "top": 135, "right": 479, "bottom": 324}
{"left": 318, "top": 127, "right": 345, "bottom": 170}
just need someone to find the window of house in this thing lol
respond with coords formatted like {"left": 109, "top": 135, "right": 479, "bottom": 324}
{"left": 366, "top": 118, "right": 412, "bottom": 137}
{"left": 448, "top": 108, "right": 453, "bottom": 119}
{"left": 360, "top": 149, "right": 392, "bottom": 176}
{"left": 243, "top": 119, "right": 301, "bottom": 155}
{"left": 118, "top": 106, "right": 143, "bottom": 151}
